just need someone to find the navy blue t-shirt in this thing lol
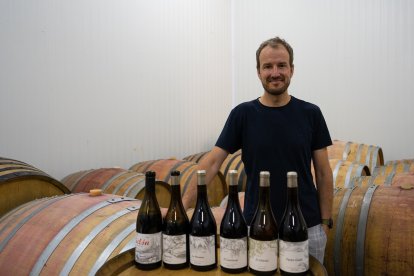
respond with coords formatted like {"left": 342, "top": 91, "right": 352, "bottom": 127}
{"left": 215, "top": 96, "right": 332, "bottom": 227}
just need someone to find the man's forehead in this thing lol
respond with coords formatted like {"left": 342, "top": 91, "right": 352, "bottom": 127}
{"left": 260, "top": 47, "right": 290, "bottom": 60}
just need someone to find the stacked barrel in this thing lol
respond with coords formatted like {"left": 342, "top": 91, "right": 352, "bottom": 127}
{"left": 1, "top": 139, "right": 412, "bottom": 275}
{"left": 0, "top": 155, "right": 229, "bottom": 275}
{"left": 324, "top": 141, "right": 413, "bottom": 276}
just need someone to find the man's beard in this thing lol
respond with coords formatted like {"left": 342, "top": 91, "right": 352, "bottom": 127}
{"left": 262, "top": 77, "right": 290, "bottom": 96}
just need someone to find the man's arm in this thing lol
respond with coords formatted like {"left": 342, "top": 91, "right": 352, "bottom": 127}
{"left": 182, "top": 146, "right": 229, "bottom": 210}
{"left": 312, "top": 147, "right": 333, "bottom": 234}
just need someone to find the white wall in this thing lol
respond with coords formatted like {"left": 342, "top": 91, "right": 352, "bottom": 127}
{"left": 1, "top": 0, "right": 413, "bottom": 180}
{"left": 0, "top": 0, "right": 232, "bottom": 179}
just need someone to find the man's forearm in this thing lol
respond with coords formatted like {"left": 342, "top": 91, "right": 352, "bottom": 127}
{"left": 317, "top": 174, "right": 333, "bottom": 220}
{"left": 181, "top": 147, "right": 229, "bottom": 210}
{"left": 182, "top": 172, "right": 197, "bottom": 210}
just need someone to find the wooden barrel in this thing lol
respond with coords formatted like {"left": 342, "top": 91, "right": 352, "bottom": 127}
{"left": 130, "top": 159, "right": 227, "bottom": 208}
{"left": 390, "top": 172, "right": 414, "bottom": 187}
{"left": 311, "top": 159, "right": 370, "bottom": 189}
{"left": 0, "top": 157, "right": 40, "bottom": 169}
{"left": 183, "top": 150, "right": 247, "bottom": 192}
{"left": 349, "top": 172, "right": 414, "bottom": 188}
{"left": 327, "top": 140, "right": 384, "bottom": 173}
{"left": 349, "top": 159, "right": 414, "bottom": 188}
{"left": 0, "top": 157, "right": 70, "bottom": 217}
{"left": 330, "top": 159, "right": 370, "bottom": 188}
{"left": 183, "top": 151, "right": 209, "bottom": 163}
{"left": 63, "top": 167, "right": 126, "bottom": 192}
{"left": 60, "top": 169, "right": 94, "bottom": 190}
{"left": 0, "top": 193, "right": 141, "bottom": 275}
{"left": 96, "top": 248, "right": 327, "bottom": 275}
{"left": 219, "top": 192, "right": 245, "bottom": 210}
{"left": 61, "top": 168, "right": 171, "bottom": 208}
{"left": 372, "top": 159, "right": 414, "bottom": 177}
{"left": 220, "top": 150, "right": 247, "bottom": 192}
{"left": 324, "top": 185, "right": 414, "bottom": 276}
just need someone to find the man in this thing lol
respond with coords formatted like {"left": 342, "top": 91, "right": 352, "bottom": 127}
{"left": 182, "top": 37, "right": 333, "bottom": 263}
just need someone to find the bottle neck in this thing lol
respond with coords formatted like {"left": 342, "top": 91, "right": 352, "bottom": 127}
{"left": 145, "top": 177, "right": 156, "bottom": 197}
{"left": 287, "top": 186, "right": 299, "bottom": 206}
{"left": 258, "top": 186, "right": 270, "bottom": 208}
{"left": 227, "top": 185, "right": 239, "bottom": 204}
{"left": 196, "top": 184, "right": 208, "bottom": 204}
{"left": 170, "top": 184, "right": 183, "bottom": 204}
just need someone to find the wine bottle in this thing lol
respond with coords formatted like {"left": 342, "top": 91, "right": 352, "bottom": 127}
{"left": 249, "top": 171, "right": 278, "bottom": 275}
{"left": 220, "top": 170, "right": 248, "bottom": 273}
{"left": 189, "top": 170, "right": 217, "bottom": 271}
{"left": 279, "top": 171, "right": 309, "bottom": 275}
{"left": 162, "top": 170, "right": 190, "bottom": 269}
{"left": 135, "top": 171, "right": 162, "bottom": 270}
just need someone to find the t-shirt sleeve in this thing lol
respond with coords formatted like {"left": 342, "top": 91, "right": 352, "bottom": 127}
{"left": 312, "top": 107, "right": 332, "bottom": 151}
{"left": 215, "top": 107, "right": 243, "bottom": 154}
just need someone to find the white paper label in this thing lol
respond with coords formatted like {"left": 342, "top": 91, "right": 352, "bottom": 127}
{"left": 279, "top": 240, "right": 309, "bottom": 273}
{"left": 135, "top": 232, "right": 162, "bottom": 264}
{"left": 189, "top": 235, "right": 215, "bottom": 266}
{"left": 163, "top": 233, "right": 187, "bottom": 264}
{"left": 220, "top": 236, "right": 247, "bottom": 269}
{"left": 248, "top": 237, "right": 278, "bottom": 271}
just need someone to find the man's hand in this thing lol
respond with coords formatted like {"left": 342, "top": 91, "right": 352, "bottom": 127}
{"left": 322, "top": 224, "right": 330, "bottom": 236}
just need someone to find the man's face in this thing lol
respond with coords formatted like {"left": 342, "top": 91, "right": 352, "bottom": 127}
{"left": 257, "top": 45, "right": 294, "bottom": 96}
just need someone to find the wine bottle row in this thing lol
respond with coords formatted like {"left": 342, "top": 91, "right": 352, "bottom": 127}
{"left": 135, "top": 170, "right": 309, "bottom": 275}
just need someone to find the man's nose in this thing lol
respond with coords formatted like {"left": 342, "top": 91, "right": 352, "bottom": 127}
{"left": 270, "top": 66, "right": 280, "bottom": 76}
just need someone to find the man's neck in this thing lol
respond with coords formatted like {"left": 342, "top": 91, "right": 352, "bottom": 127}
{"left": 259, "top": 92, "right": 291, "bottom": 107}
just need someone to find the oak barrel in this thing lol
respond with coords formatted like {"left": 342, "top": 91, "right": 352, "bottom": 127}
{"left": 327, "top": 140, "right": 384, "bottom": 172}
{"left": 349, "top": 172, "right": 414, "bottom": 188}
{"left": 130, "top": 159, "right": 227, "bottom": 208}
{"left": 183, "top": 151, "right": 209, "bottom": 163}
{"left": 61, "top": 168, "right": 171, "bottom": 207}
{"left": 0, "top": 193, "right": 141, "bottom": 275}
{"left": 324, "top": 185, "right": 414, "bottom": 276}
{"left": 311, "top": 159, "right": 370, "bottom": 189}
{"left": 0, "top": 157, "right": 70, "bottom": 217}
{"left": 184, "top": 150, "right": 247, "bottom": 192}
{"left": 220, "top": 150, "right": 247, "bottom": 192}
{"left": 96, "top": 248, "right": 327, "bottom": 275}
{"left": 372, "top": 159, "right": 414, "bottom": 177}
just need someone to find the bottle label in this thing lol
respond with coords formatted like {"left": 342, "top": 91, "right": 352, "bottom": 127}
{"left": 220, "top": 236, "right": 247, "bottom": 269}
{"left": 248, "top": 237, "right": 278, "bottom": 271}
{"left": 279, "top": 240, "right": 309, "bottom": 273}
{"left": 135, "top": 232, "right": 162, "bottom": 264}
{"left": 162, "top": 233, "right": 187, "bottom": 264}
{"left": 189, "top": 235, "right": 215, "bottom": 266}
